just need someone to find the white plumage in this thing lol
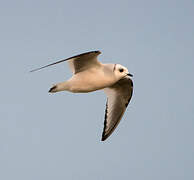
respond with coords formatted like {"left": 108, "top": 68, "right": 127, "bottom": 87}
{"left": 31, "top": 51, "right": 133, "bottom": 141}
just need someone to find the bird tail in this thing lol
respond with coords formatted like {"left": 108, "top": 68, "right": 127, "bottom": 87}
{"left": 48, "top": 85, "right": 57, "bottom": 93}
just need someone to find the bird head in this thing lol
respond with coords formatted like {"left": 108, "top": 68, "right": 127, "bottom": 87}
{"left": 114, "top": 64, "right": 133, "bottom": 80}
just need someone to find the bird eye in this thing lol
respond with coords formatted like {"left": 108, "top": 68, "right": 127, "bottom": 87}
{"left": 119, "top": 68, "right": 124, "bottom": 73}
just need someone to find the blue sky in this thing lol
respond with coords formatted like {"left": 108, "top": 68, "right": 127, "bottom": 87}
{"left": 0, "top": 0, "right": 194, "bottom": 179}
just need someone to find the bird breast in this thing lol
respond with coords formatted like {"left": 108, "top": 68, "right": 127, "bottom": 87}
{"left": 69, "top": 68, "right": 116, "bottom": 93}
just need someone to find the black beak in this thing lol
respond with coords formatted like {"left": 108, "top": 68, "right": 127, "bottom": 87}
{"left": 127, "top": 73, "right": 133, "bottom": 77}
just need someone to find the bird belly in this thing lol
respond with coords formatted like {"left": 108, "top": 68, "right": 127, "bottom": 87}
{"left": 69, "top": 70, "right": 115, "bottom": 93}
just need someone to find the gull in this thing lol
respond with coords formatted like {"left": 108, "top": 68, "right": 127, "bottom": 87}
{"left": 30, "top": 51, "right": 133, "bottom": 141}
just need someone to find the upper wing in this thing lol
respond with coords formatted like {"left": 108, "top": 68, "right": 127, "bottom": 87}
{"left": 102, "top": 76, "right": 133, "bottom": 141}
{"left": 30, "top": 50, "right": 101, "bottom": 74}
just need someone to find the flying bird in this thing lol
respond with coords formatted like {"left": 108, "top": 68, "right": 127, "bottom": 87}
{"left": 30, "top": 51, "right": 133, "bottom": 141}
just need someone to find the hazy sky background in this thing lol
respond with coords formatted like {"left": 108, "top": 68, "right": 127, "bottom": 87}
{"left": 0, "top": 0, "right": 194, "bottom": 179}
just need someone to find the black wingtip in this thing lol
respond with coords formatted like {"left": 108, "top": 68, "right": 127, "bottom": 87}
{"left": 101, "top": 136, "right": 107, "bottom": 141}
{"left": 101, "top": 101, "right": 108, "bottom": 142}
{"left": 29, "top": 69, "right": 37, "bottom": 73}
{"left": 94, "top": 50, "right": 101, "bottom": 54}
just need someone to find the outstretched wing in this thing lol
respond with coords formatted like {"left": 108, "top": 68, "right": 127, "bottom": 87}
{"left": 30, "top": 50, "right": 101, "bottom": 74}
{"left": 102, "top": 76, "right": 133, "bottom": 141}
